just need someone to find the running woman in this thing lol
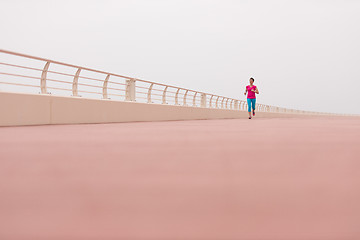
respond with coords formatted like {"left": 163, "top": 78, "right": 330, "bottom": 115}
{"left": 244, "top": 77, "right": 259, "bottom": 119}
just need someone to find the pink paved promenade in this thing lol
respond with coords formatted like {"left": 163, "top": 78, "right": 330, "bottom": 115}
{"left": 1, "top": 117, "right": 360, "bottom": 240}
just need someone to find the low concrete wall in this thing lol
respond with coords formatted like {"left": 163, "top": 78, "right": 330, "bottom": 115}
{"left": 1, "top": 91, "right": 305, "bottom": 126}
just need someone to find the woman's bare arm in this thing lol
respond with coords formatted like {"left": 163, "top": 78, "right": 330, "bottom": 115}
{"left": 252, "top": 87, "right": 259, "bottom": 94}
{"left": 244, "top": 87, "right": 247, "bottom": 95}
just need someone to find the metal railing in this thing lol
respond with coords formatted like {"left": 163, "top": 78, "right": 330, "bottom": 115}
{"left": 0, "top": 49, "right": 330, "bottom": 115}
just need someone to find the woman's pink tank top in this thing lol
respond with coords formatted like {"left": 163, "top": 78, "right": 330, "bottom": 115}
{"left": 246, "top": 85, "right": 256, "bottom": 99}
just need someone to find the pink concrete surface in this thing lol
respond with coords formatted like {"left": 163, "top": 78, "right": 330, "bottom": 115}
{"left": 0, "top": 117, "right": 360, "bottom": 240}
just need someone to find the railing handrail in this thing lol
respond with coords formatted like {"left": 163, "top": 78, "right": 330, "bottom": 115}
{"left": 0, "top": 49, "right": 341, "bottom": 115}
{"left": 0, "top": 49, "right": 232, "bottom": 99}
{"left": 0, "top": 49, "right": 133, "bottom": 80}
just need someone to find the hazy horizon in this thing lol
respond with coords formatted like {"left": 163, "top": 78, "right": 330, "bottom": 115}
{"left": 1, "top": 0, "right": 359, "bottom": 114}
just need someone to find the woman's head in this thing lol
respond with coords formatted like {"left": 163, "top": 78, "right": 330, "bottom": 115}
{"left": 249, "top": 77, "right": 254, "bottom": 84}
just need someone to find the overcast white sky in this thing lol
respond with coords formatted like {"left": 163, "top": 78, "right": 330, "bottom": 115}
{"left": 1, "top": 0, "right": 359, "bottom": 114}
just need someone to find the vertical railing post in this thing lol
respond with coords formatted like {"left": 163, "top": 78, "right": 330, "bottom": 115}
{"left": 183, "top": 90, "right": 189, "bottom": 106}
{"left": 215, "top": 96, "right": 220, "bottom": 108}
{"left": 72, "top": 68, "right": 81, "bottom": 97}
{"left": 162, "top": 86, "right": 168, "bottom": 104}
{"left": 40, "top": 62, "right": 50, "bottom": 94}
{"left": 192, "top": 92, "right": 198, "bottom": 107}
{"left": 102, "top": 74, "right": 110, "bottom": 99}
{"left": 125, "top": 78, "right": 136, "bottom": 101}
{"left": 209, "top": 95, "right": 214, "bottom": 108}
{"left": 147, "top": 83, "right": 154, "bottom": 103}
{"left": 221, "top": 97, "right": 225, "bottom": 109}
{"left": 234, "top": 100, "right": 239, "bottom": 110}
{"left": 175, "top": 88, "right": 180, "bottom": 105}
{"left": 201, "top": 93, "right": 207, "bottom": 108}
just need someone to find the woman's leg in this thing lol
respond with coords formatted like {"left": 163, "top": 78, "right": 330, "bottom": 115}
{"left": 247, "top": 98, "right": 252, "bottom": 118}
{"left": 252, "top": 98, "right": 256, "bottom": 115}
